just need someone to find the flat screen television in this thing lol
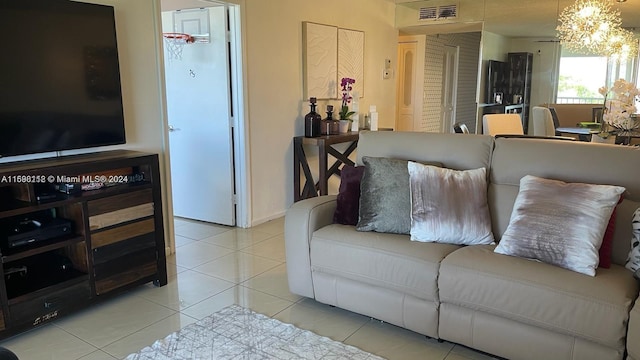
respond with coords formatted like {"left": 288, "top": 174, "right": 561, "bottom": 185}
{"left": 0, "top": 0, "right": 126, "bottom": 158}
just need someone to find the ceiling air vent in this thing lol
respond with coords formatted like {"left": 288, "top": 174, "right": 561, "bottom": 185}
{"left": 419, "top": 4, "right": 458, "bottom": 21}
{"left": 438, "top": 4, "right": 457, "bottom": 19}
{"left": 419, "top": 6, "right": 437, "bottom": 20}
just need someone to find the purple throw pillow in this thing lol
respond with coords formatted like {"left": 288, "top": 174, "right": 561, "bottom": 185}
{"left": 333, "top": 165, "right": 365, "bottom": 225}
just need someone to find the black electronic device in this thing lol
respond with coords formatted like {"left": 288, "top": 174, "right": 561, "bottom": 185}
{"left": 0, "top": 0, "right": 126, "bottom": 158}
{"left": 3, "top": 217, "right": 73, "bottom": 249}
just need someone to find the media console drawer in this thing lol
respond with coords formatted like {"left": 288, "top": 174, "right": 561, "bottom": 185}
{"left": 95, "top": 261, "right": 157, "bottom": 295}
{"left": 9, "top": 280, "right": 90, "bottom": 327}
{"left": 90, "top": 218, "right": 155, "bottom": 249}
{"left": 88, "top": 189, "right": 154, "bottom": 230}
{"left": 90, "top": 217, "right": 159, "bottom": 296}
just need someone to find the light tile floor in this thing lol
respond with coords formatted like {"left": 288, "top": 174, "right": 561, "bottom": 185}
{"left": 0, "top": 217, "right": 498, "bottom": 360}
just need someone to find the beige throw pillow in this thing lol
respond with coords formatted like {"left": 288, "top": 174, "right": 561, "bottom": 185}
{"left": 494, "top": 175, "right": 625, "bottom": 276}
{"left": 408, "top": 162, "right": 494, "bottom": 245}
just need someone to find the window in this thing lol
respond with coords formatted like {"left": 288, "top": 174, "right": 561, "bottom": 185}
{"left": 556, "top": 53, "right": 608, "bottom": 104}
{"left": 555, "top": 47, "right": 638, "bottom": 105}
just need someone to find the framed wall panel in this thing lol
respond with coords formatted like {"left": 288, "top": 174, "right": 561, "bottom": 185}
{"left": 338, "top": 28, "right": 365, "bottom": 98}
{"left": 303, "top": 22, "right": 338, "bottom": 99}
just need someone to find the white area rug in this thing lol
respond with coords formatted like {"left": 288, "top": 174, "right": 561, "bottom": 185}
{"left": 125, "top": 305, "right": 385, "bottom": 359}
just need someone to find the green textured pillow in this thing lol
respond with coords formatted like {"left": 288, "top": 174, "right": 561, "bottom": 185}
{"left": 356, "top": 157, "right": 441, "bottom": 234}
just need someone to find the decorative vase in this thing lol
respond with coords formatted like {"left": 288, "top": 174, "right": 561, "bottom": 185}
{"left": 591, "top": 133, "right": 616, "bottom": 144}
{"left": 323, "top": 105, "right": 339, "bottom": 135}
{"left": 304, "top": 97, "right": 321, "bottom": 138}
{"left": 338, "top": 120, "right": 350, "bottom": 133}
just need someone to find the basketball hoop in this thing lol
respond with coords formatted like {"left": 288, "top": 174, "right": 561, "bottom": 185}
{"left": 162, "top": 33, "right": 195, "bottom": 61}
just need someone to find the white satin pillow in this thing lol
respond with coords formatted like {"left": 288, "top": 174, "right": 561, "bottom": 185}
{"left": 408, "top": 162, "right": 494, "bottom": 245}
{"left": 495, "top": 175, "right": 625, "bottom": 277}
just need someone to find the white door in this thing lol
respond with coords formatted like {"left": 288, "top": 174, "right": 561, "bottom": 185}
{"left": 163, "top": 6, "right": 235, "bottom": 225}
{"left": 396, "top": 36, "right": 425, "bottom": 132}
{"left": 441, "top": 45, "right": 459, "bottom": 133}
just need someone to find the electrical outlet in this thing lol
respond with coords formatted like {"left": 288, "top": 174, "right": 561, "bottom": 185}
{"left": 383, "top": 69, "right": 392, "bottom": 79}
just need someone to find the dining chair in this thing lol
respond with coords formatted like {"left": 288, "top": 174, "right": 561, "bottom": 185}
{"left": 548, "top": 107, "right": 562, "bottom": 135}
{"left": 531, "top": 106, "right": 557, "bottom": 137}
{"left": 482, "top": 113, "right": 524, "bottom": 136}
{"left": 592, "top": 107, "right": 604, "bottom": 123}
{"left": 531, "top": 107, "right": 577, "bottom": 140}
{"left": 453, "top": 122, "right": 470, "bottom": 134}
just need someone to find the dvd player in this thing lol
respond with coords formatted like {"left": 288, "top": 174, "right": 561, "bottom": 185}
{"left": 5, "top": 218, "right": 73, "bottom": 249}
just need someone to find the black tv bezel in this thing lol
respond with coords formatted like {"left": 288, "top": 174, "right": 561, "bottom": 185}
{"left": 0, "top": 0, "right": 126, "bottom": 159}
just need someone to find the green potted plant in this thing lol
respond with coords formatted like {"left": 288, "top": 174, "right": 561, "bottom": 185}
{"left": 338, "top": 77, "right": 356, "bottom": 133}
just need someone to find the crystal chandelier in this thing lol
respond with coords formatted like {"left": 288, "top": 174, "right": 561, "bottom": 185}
{"left": 603, "top": 26, "right": 639, "bottom": 60}
{"left": 556, "top": 0, "right": 621, "bottom": 53}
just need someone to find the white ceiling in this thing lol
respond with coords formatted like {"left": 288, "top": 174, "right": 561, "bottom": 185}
{"left": 397, "top": 0, "right": 640, "bottom": 38}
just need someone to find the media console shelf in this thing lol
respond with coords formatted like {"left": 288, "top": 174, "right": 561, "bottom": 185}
{"left": 0, "top": 150, "right": 167, "bottom": 338}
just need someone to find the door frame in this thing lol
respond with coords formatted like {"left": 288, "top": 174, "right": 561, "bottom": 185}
{"left": 396, "top": 35, "right": 425, "bottom": 131}
{"left": 154, "top": 0, "right": 251, "bottom": 253}
{"left": 441, "top": 45, "right": 459, "bottom": 133}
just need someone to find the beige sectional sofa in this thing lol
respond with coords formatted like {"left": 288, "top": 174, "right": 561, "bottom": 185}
{"left": 630, "top": 303, "right": 640, "bottom": 360}
{"left": 285, "top": 131, "right": 640, "bottom": 360}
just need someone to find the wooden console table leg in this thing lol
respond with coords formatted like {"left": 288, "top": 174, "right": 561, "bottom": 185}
{"left": 294, "top": 138, "right": 318, "bottom": 201}
{"left": 294, "top": 138, "right": 301, "bottom": 202}
{"left": 318, "top": 141, "right": 328, "bottom": 196}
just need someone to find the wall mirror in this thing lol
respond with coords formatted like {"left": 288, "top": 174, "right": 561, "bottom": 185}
{"left": 394, "top": 0, "right": 640, "bottom": 133}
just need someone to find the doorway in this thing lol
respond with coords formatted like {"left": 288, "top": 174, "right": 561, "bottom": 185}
{"left": 396, "top": 36, "right": 425, "bottom": 132}
{"left": 441, "top": 45, "right": 459, "bottom": 133}
{"left": 161, "top": 0, "right": 245, "bottom": 227}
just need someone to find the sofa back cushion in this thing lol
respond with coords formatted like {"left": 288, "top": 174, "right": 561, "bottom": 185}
{"left": 490, "top": 137, "right": 640, "bottom": 266}
{"left": 357, "top": 131, "right": 494, "bottom": 171}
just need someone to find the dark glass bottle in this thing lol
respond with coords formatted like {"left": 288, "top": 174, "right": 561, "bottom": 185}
{"left": 322, "top": 105, "right": 338, "bottom": 135}
{"left": 304, "top": 97, "right": 322, "bottom": 138}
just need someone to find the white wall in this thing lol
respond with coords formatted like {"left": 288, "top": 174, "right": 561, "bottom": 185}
{"left": 243, "top": 0, "right": 398, "bottom": 224}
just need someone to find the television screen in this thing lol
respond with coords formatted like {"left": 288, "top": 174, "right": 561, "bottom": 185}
{"left": 0, "top": 0, "right": 126, "bottom": 158}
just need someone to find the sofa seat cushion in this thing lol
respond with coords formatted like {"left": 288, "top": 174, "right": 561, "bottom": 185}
{"left": 310, "top": 224, "right": 461, "bottom": 302}
{"left": 439, "top": 245, "right": 639, "bottom": 348}
{"left": 629, "top": 302, "right": 640, "bottom": 360}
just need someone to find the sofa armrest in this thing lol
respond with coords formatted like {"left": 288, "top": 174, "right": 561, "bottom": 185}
{"left": 284, "top": 195, "right": 337, "bottom": 298}
{"left": 629, "top": 298, "right": 640, "bottom": 360}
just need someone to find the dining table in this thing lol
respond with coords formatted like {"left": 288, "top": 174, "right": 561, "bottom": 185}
{"left": 556, "top": 127, "right": 600, "bottom": 141}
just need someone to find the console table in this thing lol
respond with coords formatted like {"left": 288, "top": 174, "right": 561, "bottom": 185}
{"left": 293, "top": 132, "right": 359, "bottom": 202}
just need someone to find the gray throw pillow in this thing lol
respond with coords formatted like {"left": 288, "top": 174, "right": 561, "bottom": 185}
{"left": 494, "top": 175, "right": 625, "bottom": 277}
{"left": 408, "top": 162, "right": 494, "bottom": 245}
{"left": 356, "top": 157, "right": 441, "bottom": 234}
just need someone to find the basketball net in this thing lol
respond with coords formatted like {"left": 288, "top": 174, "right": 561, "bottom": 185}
{"left": 163, "top": 33, "right": 195, "bottom": 61}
